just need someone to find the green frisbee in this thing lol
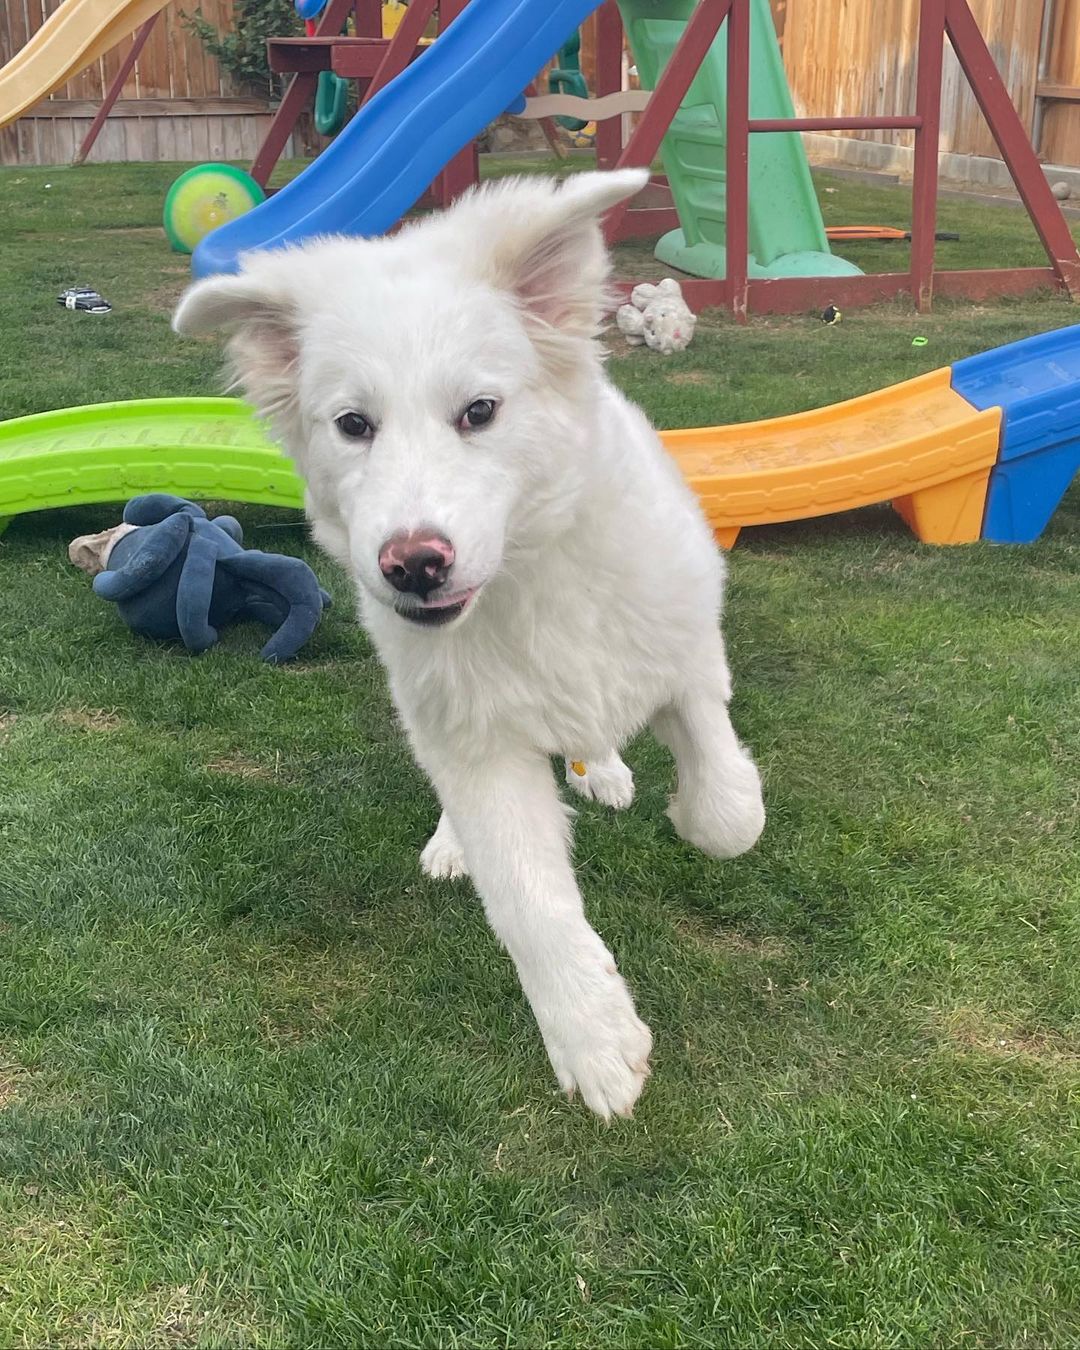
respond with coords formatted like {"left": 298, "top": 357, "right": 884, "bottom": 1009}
{"left": 163, "top": 163, "right": 265, "bottom": 255}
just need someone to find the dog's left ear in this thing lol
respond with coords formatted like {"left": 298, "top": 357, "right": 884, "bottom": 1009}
{"left": 173, "top": 257, "right": 302, "bottom": 425}
{"left": 482, "top": 169, "right": 648, "bottom": 343}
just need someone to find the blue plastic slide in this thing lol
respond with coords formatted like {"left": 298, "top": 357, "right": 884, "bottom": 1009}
{"left": 192, "top": 0, "right": 604, "bottom": 277}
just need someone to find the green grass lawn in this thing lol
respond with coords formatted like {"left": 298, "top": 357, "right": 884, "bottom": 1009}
{"left": 1, "top": 159, "right": 1079, "bottom": 1348}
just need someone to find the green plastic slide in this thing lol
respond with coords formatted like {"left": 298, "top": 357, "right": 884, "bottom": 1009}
{"left": 0, "top": 398, "right": 303, "bottom": 534}
{"left": 617, "top": 0, "right": 861, "bottom": 281}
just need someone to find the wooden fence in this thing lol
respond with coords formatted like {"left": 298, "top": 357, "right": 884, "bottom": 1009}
{"left": 770, "top": 0, "right": 1080, "bottom": 168}
{"left": 0, "top": 0, "right": 302, "bottom": 165}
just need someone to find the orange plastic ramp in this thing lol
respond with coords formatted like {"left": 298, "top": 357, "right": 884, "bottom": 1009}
{"left": 659, "top": 369, "right": 1001, "bottom": 547}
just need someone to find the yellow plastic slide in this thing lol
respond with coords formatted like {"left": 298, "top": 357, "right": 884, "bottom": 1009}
{"left": 0, "top": 0, "right": 171, "bottom": 132}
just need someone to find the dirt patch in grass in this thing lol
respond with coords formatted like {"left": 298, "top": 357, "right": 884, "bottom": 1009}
{"left": 0, "top": 712, "right": 16, "bottom": 743}
{"left": 944, "top": 1009, "right": 1080, "bottom": 1065}
{"left": 206, "top": 752, "right": 280, "bottom": 781}
{"left": 0, "top": 1059, "right": 24, "bottom": 1109}
{"left": 57, "top": 708, "right": 123, "bottom": 732}
{"left": 140, "top": 272, "right": 191, "bottom": 311}
{"left": 666, "top": 370, "right": 715, "bottom": 387}
{"left": 677, "top": 916, "right": 791, "bottom": 961}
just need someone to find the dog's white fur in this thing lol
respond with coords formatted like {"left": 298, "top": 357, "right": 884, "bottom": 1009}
{"left": 173, "top": 170, "right": 765, "bottom": 1119}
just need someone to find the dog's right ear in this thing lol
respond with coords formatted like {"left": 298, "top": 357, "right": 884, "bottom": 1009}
{"left": 172, "top": 267, "right": 292, "bottom": 335}
{"left": 173, "top": 262, "right": 301, "bottom": 423}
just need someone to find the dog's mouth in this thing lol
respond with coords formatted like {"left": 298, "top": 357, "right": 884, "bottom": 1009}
{"left": 394, "top": 587, "right": 478, "bottom": 628}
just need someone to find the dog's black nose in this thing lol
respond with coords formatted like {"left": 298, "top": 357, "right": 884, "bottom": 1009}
{"left": 378, "top": 530, "right": 455, "bottom": 599}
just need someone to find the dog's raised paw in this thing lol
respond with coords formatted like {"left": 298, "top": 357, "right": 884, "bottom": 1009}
{"left": 564, "top": 754, "right": 635, "bottom": 811}
{"left": 543, "top": 968, "right": 653, "bottom": 1120}
{"left": 420, "top": 815, "right": 469, "bottom": 881}
{"left": 667, "top": 748, "right": 765, "bottom": 859}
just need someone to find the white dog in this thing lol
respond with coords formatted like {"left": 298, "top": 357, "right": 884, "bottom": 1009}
{"left": 173, "top": 169, "right": 765, "bottom": 1119}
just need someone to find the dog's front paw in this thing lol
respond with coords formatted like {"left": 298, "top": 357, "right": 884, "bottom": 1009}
{"left": 668, "top": 747, "right": 765, "bottom": 859}
{"left": 420, "top": 814, "right": 469, "bottom": 880}
{"left": 564, "top": 754, "right": 635, "bottom": 810}
{"left": 540, "top": 962, "right": 652, "bottom": 1120}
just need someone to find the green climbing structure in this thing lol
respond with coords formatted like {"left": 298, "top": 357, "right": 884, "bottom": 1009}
{"left": 617, "top": 0, "right": 862, "bottom": 281}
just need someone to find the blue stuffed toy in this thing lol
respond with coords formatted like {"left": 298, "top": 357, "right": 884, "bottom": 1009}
{"left": 69, "top": 494, "right": 331, "bottom": 663}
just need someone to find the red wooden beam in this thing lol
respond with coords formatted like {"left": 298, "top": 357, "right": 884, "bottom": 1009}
{"left": 945, "top": 0, "right": 1080, "bottom": 300}
{"left": 250, "top": 0, "right": 356, "bottom": 187}
{"left": 607, "top": 206, "right": 680, "bottom": 240}
{"left": 725, "top": 0, "right": 750, "bottom": 322}
{"left": 72, "top": 13, "right": 159, "bottom": 166}
{"left": 354, "top": 0, "right": 381, "bottom": 37}
{"left": 271, "top": 36, "right": 424, "bottom": 78}
{"left": 251, "top": 72, "right": 317, "bottom": 185}
{"left": 331, "top": 43, "right": 402, "bottom": 78}
{"left": 910, "top": 0, "right": 946, "bottom": 311}
{"left": 432, "top": 0, "right": 477, "bottom": 208}
{"left": 595, "top": 0, "right": 624, "bottom": 170}
{"left": 611, "top": 273, "right": 914, "bottom": 315}
{"left": 932, "top": 266, "right": 1062, "bottom": 301}
{"left": 605, "top": 0, "right": 731, "bottom": 240}
{"left": 363, "top": 0, "right": 436, "bottom": 105}
{"left": 268, "top": 36, "right": 363, "bottom": 73}
{"left": 611, "top": 267, "right": 1063, "bottom": 318}
{"left": 748, "top": 116, "right": 922, "bottom": 131}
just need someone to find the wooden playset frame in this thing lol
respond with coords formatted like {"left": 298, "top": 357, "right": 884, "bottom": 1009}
{"left": 79, "top": 0, "right": 1080, "bottom": 319}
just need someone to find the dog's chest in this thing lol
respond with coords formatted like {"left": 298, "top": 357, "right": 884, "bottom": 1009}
{"left": 377, "top": 589, "right": 670, "bottom": 757}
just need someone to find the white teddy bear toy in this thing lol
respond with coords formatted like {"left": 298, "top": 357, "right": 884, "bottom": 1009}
{"left": 615, "top": 278, "right": 697, "bottom": 354}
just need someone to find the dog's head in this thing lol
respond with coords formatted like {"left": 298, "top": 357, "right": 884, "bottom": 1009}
{"left": 172, "top": 169, "right": 646, "bottom": 629}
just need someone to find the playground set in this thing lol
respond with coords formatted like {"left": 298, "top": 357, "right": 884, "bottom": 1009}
{"left": 179, "top": 0, "right": 1080, "bottom": 319}
{"left": 0, "top": 0, "right": 1079, "bottom": 548}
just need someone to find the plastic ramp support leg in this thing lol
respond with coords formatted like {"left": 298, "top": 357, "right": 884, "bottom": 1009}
{"left": 982, "top": 441, "right": 1080, "bottom": 543}
{"left": 891, "top": 468, "right": 992, "bottom": 544}
{"left": 951, "top": 322, "right": 1080, "bottom": 542}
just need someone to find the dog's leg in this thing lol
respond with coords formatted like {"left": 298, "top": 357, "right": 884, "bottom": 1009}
{"left": 564, "top": 751, "right": 635, "bottom": 810}
{"left": 424, "top": 748, "right": 634, "bottom": 879}
{"left": 420, "top": 811, "right": 469, "bottom": 881}
{"left": 419, "top": 747, "right": 652, "bottom": 1118}
{"left": 651, "top": 678, "right": 765, "bottom": 860}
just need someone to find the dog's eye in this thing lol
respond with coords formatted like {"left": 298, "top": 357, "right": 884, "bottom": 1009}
{"left": 335, "top": 411, "right": 373, "bottom": 440}
{"left": 459, "top": 398, "right": 497, "bottom": 431}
